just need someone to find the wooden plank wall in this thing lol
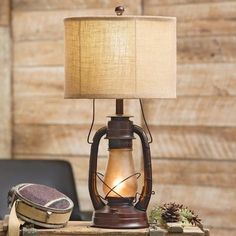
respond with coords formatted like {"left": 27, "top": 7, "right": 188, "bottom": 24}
{"left": 143, "top": 1, "right": 236, "bottom": 236}
{"left": 0, "top": 0, "right": 234, "bottom": 235}
{"left": 0, "top": 0, "right": 11, "bottom": 158}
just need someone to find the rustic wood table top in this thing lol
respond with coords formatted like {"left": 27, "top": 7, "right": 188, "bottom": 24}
{"left": 0, "top": 221, "right": 208, "bottom": 236}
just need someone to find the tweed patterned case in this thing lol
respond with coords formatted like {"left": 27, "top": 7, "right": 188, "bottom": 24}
{"left": 8, "top": 183, "right": 74, "bottom": 228}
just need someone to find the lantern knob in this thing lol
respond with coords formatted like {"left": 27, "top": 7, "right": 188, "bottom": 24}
{"left": 115, "top": 6, "right": 125, "bottom": 16}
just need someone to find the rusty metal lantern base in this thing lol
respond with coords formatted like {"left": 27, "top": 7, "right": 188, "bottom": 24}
{"left": 92, "top": 198, "right": 149, "bottom": 229}
{"left": 89, "top": 99, "right": 152, "bottom": 229}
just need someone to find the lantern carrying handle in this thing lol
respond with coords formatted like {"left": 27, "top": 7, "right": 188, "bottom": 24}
{"left": 133, "top": 125, "right": 152, "bottom": 211}
{"left": 88, "top": 124, "right": 152, "bottom": 211}
{"left": 88, "top": 126, "right": 107, "bottom": 210}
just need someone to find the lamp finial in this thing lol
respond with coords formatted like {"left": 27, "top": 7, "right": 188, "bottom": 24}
{"left": 115, "top": 6, "right": 125, "bottom": 16}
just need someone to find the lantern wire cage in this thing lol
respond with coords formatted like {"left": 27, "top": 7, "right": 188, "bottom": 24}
{"left": 86, "top": 99, "right": 154, "bottom": 204}
{"left": 96, "top": 171, "right": 142, "bottom": 204}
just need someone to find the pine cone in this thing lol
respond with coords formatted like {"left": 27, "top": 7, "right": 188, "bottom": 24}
{"left": 161, "top": 203, "right": 181, "bottom": 223}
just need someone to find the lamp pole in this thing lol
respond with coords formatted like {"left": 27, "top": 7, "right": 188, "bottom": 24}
{"left": 116, "top": 99, "right": 123, "bottom": 115}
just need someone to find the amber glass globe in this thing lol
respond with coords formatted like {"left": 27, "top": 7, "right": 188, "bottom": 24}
{"left": 103, "top": 148, "right": 138, "bottom": 198}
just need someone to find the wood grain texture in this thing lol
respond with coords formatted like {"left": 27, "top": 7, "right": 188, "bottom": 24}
{"left": 13, "top": 125, "right": 105, "bottom": 156}
{"left": 12, "top": 8, "right": 141, "bottom": 41}
{"left": 13, "top": 64, "right": 236, "bottom": 97}
{"left": 14, "top": 96, "right": 236, "bottom": 126}
{"left": 178, "top": 36, "right": 236, "bottom": 64}
{"left": 12, "top": 2, "right": 236, "bottom": 40}
{"left": 0, "top": 0, "right": 10, "bottom": 26}
{"left": 209, "top": 228, "right": 236, "bottom": 236}
{"left": 144, "top": 2, "right": 236, "bottom": 37}
{"left": 143, "top": 97, "right": 236, "bottom": 127}
{"left": 152, "top": 159, "right": 236, "bottom": 188}
{"left": 13, "top": 124, "right": 142, "bottom": 158}
{"left": 14, "top": 40, "right": 64, "bottom": 66}
{"left": 13, "top": 9, "right": 131, "bottom": 41}
{"left": 0, "top": 220, "right": 208, "bottom": 236}
{"left": 14, "top": 98, "right": 141, "bottom": 125}
{"left": 12, "top": 0, "right": 141, "bottom": 13}
{"left": 177, "top": 63, "right": 236, "bottom": 96}
{"left": 29, "top": 223, "right": 205, "bottom": 236}
{"left": 0, "top": 221, "right": 149, "bottom": 236}
{"left": 35, "top": 222, "right": 148, "bottom": 236}
{"left": 0, "top": 27, "right": 11, "bottom": 158}
{"left": 14, "top": 67, "right": 64, "bottom": 97}
{"left": 14, "top": 125, "right": 236, "bottom": 160}
{"left": 150, "top": 126, "right": 236, "bottom": 160}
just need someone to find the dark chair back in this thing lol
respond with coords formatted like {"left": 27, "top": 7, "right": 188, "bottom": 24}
{"left": 0, "top": 159, "right": 81, "bottom": 220}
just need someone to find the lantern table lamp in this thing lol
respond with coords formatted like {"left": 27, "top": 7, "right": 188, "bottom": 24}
{"left": 64, "top": 7, "right": 176, "bottom": 229}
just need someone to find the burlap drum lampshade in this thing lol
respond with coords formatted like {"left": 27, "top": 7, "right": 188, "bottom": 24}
{"left": 64, "top": 16, "right": 176, "bottom": 99}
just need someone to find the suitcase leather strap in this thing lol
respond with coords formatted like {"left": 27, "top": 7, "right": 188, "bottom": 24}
{"left": 7, "top": 201, "right": 24, "bottom": 236}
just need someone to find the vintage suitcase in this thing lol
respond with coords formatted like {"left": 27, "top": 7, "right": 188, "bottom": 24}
{"left": 7, "top": 183, "right": 74, "bottom": 235}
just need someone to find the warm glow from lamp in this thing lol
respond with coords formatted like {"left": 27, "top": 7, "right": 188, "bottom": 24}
{"left": 64, "top": 9, "right": 176, "bottom": 228}
{"left": 64, "top": 16, "right": 176, "bottom": 99}
{"left": 103, "top": 149, "right": 138, "bottom": 198}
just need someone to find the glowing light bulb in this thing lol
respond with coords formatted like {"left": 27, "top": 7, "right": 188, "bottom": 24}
{"left": 103, "top": 148, "right": 138, "bottom": 198}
